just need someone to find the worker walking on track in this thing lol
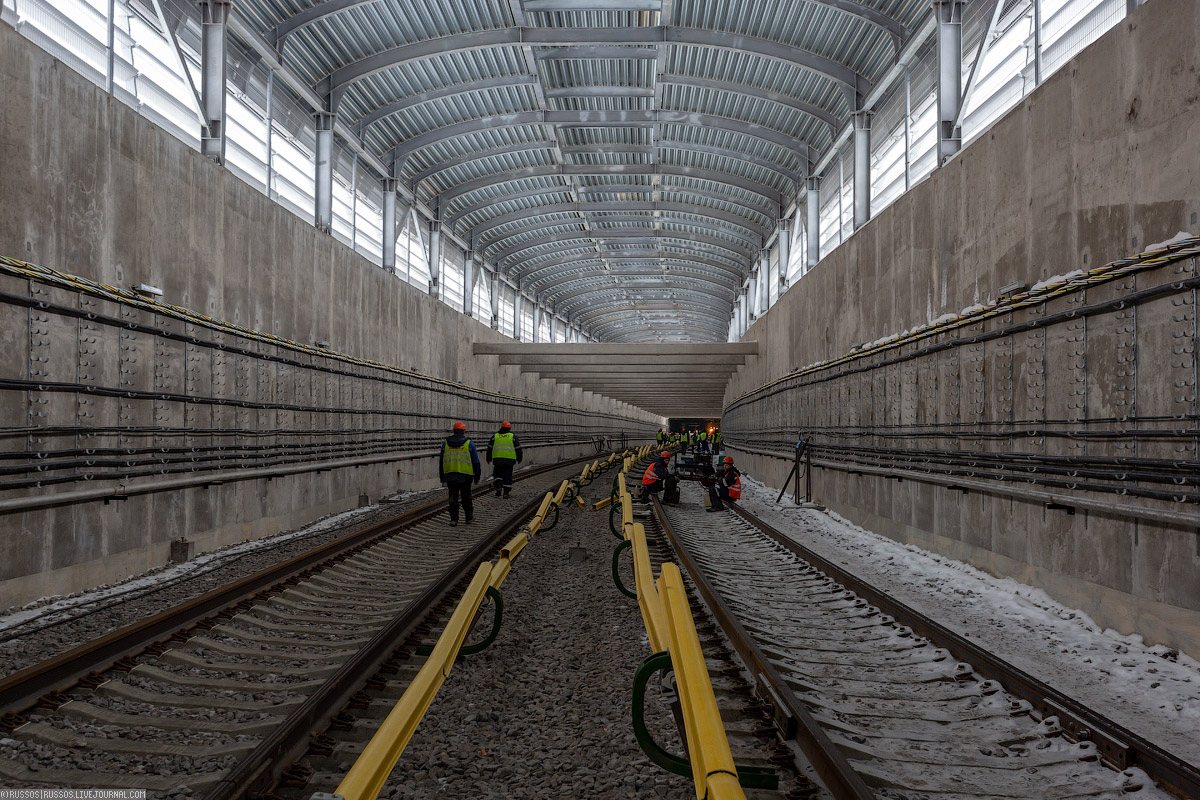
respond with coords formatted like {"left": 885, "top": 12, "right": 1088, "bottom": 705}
{"left": 656, "top": 428, "right": 665, "bottom": 444}
{"left": 486, "top": 421, "right": 523, "bottom": 498}
{"left": 707, "top": 455, "right": 742, "bottom": 512}
{"left": 440, "top": 421, "right": 481, "bottom": 526}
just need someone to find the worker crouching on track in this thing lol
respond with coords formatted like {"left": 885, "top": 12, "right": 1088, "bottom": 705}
{"left": 641, "top": 450, "right": 679, "bottom": 504}
{"left": 440, "top": 421, "right": 481, "bottom": 526}
{"left": 486, "top": 421, "right": 523, "bottom": 498}
{"left": 707, "top": 455, "right": 742, "bottom": 512}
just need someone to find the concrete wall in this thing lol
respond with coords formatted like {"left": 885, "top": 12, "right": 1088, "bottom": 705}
{"left": 724, "top": 0, "right": 1200, "bottom": 656}
{"left": 0, "top": 22, "right": 658, "bottom": 607}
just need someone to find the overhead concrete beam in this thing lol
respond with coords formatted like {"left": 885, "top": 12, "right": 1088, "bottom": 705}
{"left": 496, "top": 354, "right": 749, "bottom": 366}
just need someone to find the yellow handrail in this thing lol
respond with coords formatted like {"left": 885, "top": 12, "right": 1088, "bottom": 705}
{"left": 333, "top": 563, "right": 494, "bottom": 800}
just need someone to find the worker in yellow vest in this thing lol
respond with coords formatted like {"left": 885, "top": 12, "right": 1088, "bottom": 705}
{"left": 486, "top": 421, "right": 523, "bottom": 498}
{"left": 440, "top": 421, "right": 481, "bottom": 526}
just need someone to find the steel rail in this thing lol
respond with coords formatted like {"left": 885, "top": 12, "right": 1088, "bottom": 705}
{"left": 720, "top": 503, "right": 1200, "bottom": 800}
{"left": 649, "top": 497, "right": 876, "bottom": 800}
{"left": 0, "top": 455, "right": 595, "bottom": 719}
{"left": 202, "top": 465, "right": 585, "bottom": 800}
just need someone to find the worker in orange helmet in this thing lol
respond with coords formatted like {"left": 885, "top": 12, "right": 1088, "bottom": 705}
{"left": 641, "top": 450, "right": 678, "bottom": 504}
{"left": 707, "top": 455, "right": 742, "bottom": 512}
{"left": 439, "top": 421, "right": 481, "bottom": 526}
{"left": 486, "top": 421, "right": 523, "bottom": 498}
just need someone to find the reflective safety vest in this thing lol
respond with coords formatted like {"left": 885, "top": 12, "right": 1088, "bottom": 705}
{"left": 714, "top": 433, "right": 722, "bottom": 445}
{"left": 643, "top": 459, "right": 665, "bottom": 485}
{"left": 657, "top": 431, "right": 664, "bottom": 442}
{"left": 491, "top": 432, "right": 517, "bottom": 460}
{"left": 442, "top": 439, "right": 474, "bottom": 476}
{"left": 725, "top": 469, "right": 742, "bottom": 500}
{"left": 700, "top": 431, "right": 708, "bottom": 441}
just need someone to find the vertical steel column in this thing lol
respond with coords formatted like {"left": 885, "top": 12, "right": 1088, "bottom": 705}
{"left": 934, "top": 0, "right": 964, "bottom": 164}
{"left": 105, "top": 0, "right": 116, "bottom": 93}
{"left": 533, "top": 303, "right": 542, "bottom": 343}
{"left": 428, "top": 220, "right": 441, "bottom": 299}
{"left": 513, "top": 292, "right": 524, "bottom": 341}
{"left": 549, "top": 313, "right": 557, "bottom": 343}
{"left": 381, "top": 179, "right": 397, "bottom": 272}
{"left": 463, "top": 251, "right": 476, "bottom": 316}
{"left": 1032, "top": 0, "right": 1043, "bottom": 86}
{"left": 314, "top": 113, "right": 335, "bottom": 233}
{"left": 903, "top": 69, "right": 912, "bottom": 191}
{"left": 853, "top": 110, "right": 872, "bottom": 230}
{"left": 758, "top": 249, "right": 770, "bottom": 314}
{"left": 489, "top": 272, "right": 500, "bottom": 330}
{"left": 349, "top": 153, "right": 359, "bottom": 249}
{"left": 806, "top": 177, "right": 820, "bottom": 269}
{"left": 777, "top": 217, "right": 792, "bottom": 293}
{"left": 199, "top": 0, "right": 230, "bottom": 164}
{"left": 746, "top": 273, "right": 758, "bottom": 323}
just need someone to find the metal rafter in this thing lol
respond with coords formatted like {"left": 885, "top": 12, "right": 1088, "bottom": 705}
{"left": 513, "top": 251, "right": 746, "bottom": 284}
{"left": 473, "top": 216, "right": 762, "bottom": 253}
{"left": 488, "top": 229, "right": 755, "bottom": 265}
{"left": 467, "top": 203, "right": 768, "bottom": 243}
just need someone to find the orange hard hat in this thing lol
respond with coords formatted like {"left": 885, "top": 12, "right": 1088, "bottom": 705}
{"left": 661, "top": 451, "right": 671, "bottom": 458}
{"left": 500, "top": 421, "right": 511, "bottom": 428}
{"left": 723, "top": 456, "right": 734, "bottom": 464}
{"left": 453, "top": 421, "right": 467, "bottom": 431}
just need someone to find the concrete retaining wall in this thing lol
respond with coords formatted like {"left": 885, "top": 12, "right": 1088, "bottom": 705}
{"left": 0, "top": 22, "right": 658, "bottom": 607}
{"left": 723, "top": 0, "right": 1200, "bottom": 657}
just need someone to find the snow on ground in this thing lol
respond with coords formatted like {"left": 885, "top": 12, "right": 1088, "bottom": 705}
{"left": 736, "top": 475, "right": 1200, "bottom": 765}
{"left": 0, "top": 492, "right": 424, "bottom": 634}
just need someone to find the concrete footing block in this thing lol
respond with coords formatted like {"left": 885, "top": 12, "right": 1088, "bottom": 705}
{"left": 169, "top": 538, "right": 194, "bottom": 563}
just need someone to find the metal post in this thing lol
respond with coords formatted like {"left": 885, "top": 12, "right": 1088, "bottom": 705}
{"left": 314, "top": 113, "right": 335, "bottom": 233}
{"left": 199, "top": 0, "right": 230, "bottom": 164}
{"left": 805, "top": 445, "right": 812, "bottom": 502}
{"left": 533, "top": 303, "right": 542, "bottom": 343}
{"left": 428, "top": 220, "right": 441, "bottom": 299}
{"left": 463, "top": 251, "right": 476, "bottom": 316}
{"left": 777, "top": 217, "right": 792, "bottom": 293}
{"left": 549, "top": 313, "right": 557, "bottom": 343}
{"left": 381, "top": 180, "right": 397, "bottom": 272}
{"left": 758, "top": 249, "right": 770, "bottom": 313}
{"left": 349, "top": 153, "right": 359, "bottom": 249}
{"left": 264, "top": 71, "right": 274, "bottom": 196}
{"left": 746, "top": 273, "right": 758, "bottom": 322}
{"left": 490, "top": 272, "right": 500, "bottom": 330}
{"left": 806, "top": 177, "right": 820, "bottom": 269}
{"left": 934, "top": 0, "right": 964, "bottom": 164}
{"left": 513, "top": 291, "right": 524, "bottom": 340}
{"left": 903, "top": 69, "right": 911, "bottom": 191}
{"left": 837, "top": 155, "right": 845, "bottom": 244}
{"left": 105, "top": 0, "right": 116, "bottom": 94}
{"left": 853, "top": 110, "right": 871, "bottom": 230}
{"left": 1032, "top": 0, "right": 1043, "bottom": 86}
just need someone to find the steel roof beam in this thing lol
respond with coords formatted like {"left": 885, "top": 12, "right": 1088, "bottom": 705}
{"left": 489, "top": 229, "right": 754, "bottom": 264}
{"left": 386, "top": 110, "right": 812, "bottom": 169}
{"left": 474, "top": 216, "right": 762, "bottom": 252}
{"left": 533, "top": 274, "right": 738, "bottom": 303}
{"left": 466, "top": 202, "right": 768, "bottom": 241}
{"left": 435, "top": 164, "right": 784, "bottom": 209}
{"left": 411, "top": 140, "right": 804, "bottom": 188}
{"left": 515, "top": 251, "right": 745, "bottom": 284}
{"left": 354, "top": 76, "right": 540, "bottom": 131}
{"left": 320, "top": 28, "right": 871, "bottom": 102}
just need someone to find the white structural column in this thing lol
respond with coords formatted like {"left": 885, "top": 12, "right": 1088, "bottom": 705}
{"left": 463, "top": 251, "right": 476, "bottom": 316}
{"left": 746, "top": 273, "right": 758, "bottom": 323}
{"left": 199, "top": 0, "right": 230, "bottom": 164}
{"left": 548, "top": 313, "right": 558, "bottom": 343}
{"left": 806, "top": 177, "right": 821, "bottom": 269}
{"left": 512, "top": 292, "right": 524, "bottom": 340}
{"left": 314, "top": 112, "right": 335, "bottom": 233}
{"left": 934, "top": 0, "right": 964, "bottom": 164}
{"left": 489, "top": 272, "right": 500, "bottom": 330}
{"left": 777, "top": 217, "right": 792, "bottom": 293}
{"left": 428, "top": 221, "right": 442, "bottom": 298}
{"left": 381, "top": 179, "right": 397, "bottom": 271}
{"left": 853, "top": 110, "right": 872, "bottom": 230}
{"left": 532, "top": 303, "right": 542, "bottom": 343}
{"left": 758, "top": 249, "right": 770, "bottom": 314}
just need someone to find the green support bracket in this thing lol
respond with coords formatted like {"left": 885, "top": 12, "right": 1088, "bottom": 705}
{"left": 541, "top": 502, "right": 560, "bottom": 531}
{"left": 632, "top": 652, "right": 779, "bottom": 790}
{"left": 609, "top": 500, "right": 625, "bottom": 540}
{"left": 414, "top": 587, "right": 504, "bottom": 658}
{"left": 611, "top": 539, "right": 636, "bottom": 598}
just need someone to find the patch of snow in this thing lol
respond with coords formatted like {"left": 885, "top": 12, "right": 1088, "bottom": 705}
{"left": 1144, "top": 232, "right": 1194, "bottom": 253}
{"left": 1031, "top": 269, "right": 1086, "bottom": 292}
{"left": 960, "top": 303, "right": 987, "bottom": 315}
{"left": 736, "top": 474, "right": 1200, "bottom": 765}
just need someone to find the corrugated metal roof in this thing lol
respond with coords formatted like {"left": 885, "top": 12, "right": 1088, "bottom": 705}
{"left": 236, "top": 0, "right": 929, "bottom": 341}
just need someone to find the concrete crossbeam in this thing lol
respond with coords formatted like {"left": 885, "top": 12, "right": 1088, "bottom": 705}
{"left": 473, "top": 343, "right": 758, "bottom": 356}
{"left": 497, "top": 354, "right": 748, "bottom": 366}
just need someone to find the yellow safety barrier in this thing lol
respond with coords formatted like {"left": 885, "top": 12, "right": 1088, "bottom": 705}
{"left": 608, "top": 450, "right": 755, "bottom": 800}
{"left": 333, "top": 563, "right": 494, "bottom": 800}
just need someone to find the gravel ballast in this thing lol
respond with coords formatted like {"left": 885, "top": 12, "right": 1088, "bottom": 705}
{"left": 372, "top": 499, "right": 701, "bottom": 799}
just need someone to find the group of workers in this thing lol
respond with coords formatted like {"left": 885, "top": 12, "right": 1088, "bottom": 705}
{"left": 438, "top": 420, "right": 524, "bottom": 526}
{"left": 642, "top": 449, "right": 742, "bottom": 512}
{"left": 656, "top": 427, "right": 722, "bottom": 454}
{"left": 439, "top": 420, "right": 741, "bottom": 526}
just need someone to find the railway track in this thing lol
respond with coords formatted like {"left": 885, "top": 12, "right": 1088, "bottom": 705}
{"left": 651, "top": 483, "right": 1199, "bottom": 800}
{"left": 0, "top": 455, "right": 607, "bottom": 798}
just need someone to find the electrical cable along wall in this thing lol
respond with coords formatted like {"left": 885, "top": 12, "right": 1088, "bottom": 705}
{"left": 0, "top": 257, "right": 657, "bottom": 606}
